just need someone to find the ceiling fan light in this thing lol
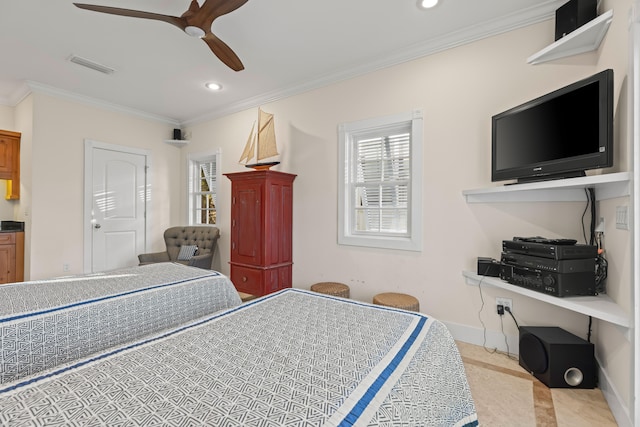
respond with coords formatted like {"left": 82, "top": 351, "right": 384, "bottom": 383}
{"left": 185, "top": 26, "right": 205, "bottom": 38}
{"left": 206, "top": 82, "right": 223, "bottom": 91}
{"left": 418, "top": 0, "right": 439, "bottom": 9}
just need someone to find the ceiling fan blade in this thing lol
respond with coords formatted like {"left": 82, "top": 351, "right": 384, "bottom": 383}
{"left": 73, "top": 3, "right": 186, "bottom": 30}
{"left": 190, "top": 0, "right": 249, "bottom": 29}
{"left": 201, "top": 0, "right": 250, "bottom": 20}
{"left": 202, "top": 33, "right": 244, "bottom": 71}
{"left": 74, "top": 1, "right": 250, "bottom": 71}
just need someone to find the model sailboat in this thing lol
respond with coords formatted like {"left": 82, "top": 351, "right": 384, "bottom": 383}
{"left": 239, "top": 108, "right": 280, "bottom": 169}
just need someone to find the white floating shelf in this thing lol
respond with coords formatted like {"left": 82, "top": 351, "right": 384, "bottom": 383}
{"left": 528, "top": 10, "right": 613, "bottom": 65}
{"left": 462, "top": 172, "right": 630, "bottom": 203}
{"left": 462, "top": 271, "right": 630, "bottom": 328}
{"left": 164, "top": 139, "right": 190, "bottom": 147}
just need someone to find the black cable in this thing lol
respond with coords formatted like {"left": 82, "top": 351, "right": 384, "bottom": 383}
{"left": 500, "top": 315, "right": 511, "bottom": 358}
{"left": 580, "top": 187, "right": 597, "bottom": 245}
{"left": 588, "top": 188, "right": 596, "bottom": 246}
{"left": 498, "top": 306, "right": 519, "bottom": 361}
{"left": 581, "top": 188, "right": 590, "bottom": 245}
{"left": 505, "top": 306, "right": 520, "bottom": 329}
{"left": 587, "top": 316, "right": 593, "bottom": 342}
{"left": 595, "top": 255, "right": 608, "bottom": 293}
{"left": 476, "top": 270, "right": 497, "bottom": 354}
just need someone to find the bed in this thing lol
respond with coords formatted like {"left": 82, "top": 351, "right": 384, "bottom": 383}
{"left": 0, "top": 263, "right": 241, "bottom": 384}
{"left": 0, "top": 271, "right": 478, "bottom": 426}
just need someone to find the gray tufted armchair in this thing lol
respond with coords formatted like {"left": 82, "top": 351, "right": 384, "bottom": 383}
{"left": 137, "top": 226, "right": 221, "bottom": 270}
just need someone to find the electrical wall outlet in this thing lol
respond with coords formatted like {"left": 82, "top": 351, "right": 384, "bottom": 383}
{"left": 496, "top": 297, "right": 512, "bottom": 314}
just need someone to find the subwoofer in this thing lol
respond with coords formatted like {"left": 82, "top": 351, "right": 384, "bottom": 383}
{"left": 519, "top": 326, "right": 595, "bottom": 388}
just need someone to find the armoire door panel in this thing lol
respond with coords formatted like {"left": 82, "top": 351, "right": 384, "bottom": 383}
{"left": 226, "top": 170, "right": 296, "bottom": 296}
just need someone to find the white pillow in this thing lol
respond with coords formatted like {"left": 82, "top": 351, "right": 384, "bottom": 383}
{"left": 177, "top": 245, "right": 198, "bottom": 261}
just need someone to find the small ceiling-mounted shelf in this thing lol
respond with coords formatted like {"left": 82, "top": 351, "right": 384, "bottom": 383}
{"left": 527, "top": 9, "right": 613, "bottom": 65}
{"left": 164, "top": 139, "right": 190, "bottom": 147}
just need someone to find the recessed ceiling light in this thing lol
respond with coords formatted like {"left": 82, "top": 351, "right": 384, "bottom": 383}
{"left": 418, "top": 0, "right": 439, "bottom": 9}
{"left": 205, "top": 82, "right": 223, "bottom": 91}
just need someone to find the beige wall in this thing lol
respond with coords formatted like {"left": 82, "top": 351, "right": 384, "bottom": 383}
{"left": 0, "top": 105, "right": 13, "bottom": 129}
{"left": 182, "top": 0, "right": 633, "bottom": 421}
{"left": 14, "top": 92, "right": 178, "bottom": 280}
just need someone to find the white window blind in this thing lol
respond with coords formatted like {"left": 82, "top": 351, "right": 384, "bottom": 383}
{"left": 188, "top": 151, "right": 220, "bottom": 225}
{"left": 353, "top": 127, "right": 411, "bottom": 235}
{"left": 338, "top": 110, "right": 423, "bottom": 251}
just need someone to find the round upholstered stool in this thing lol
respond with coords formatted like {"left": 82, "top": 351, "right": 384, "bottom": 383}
{"left": 373, "top": 292, "right": 420, "bottom": 312}
{"left": 310, "top": 282, "right": 350, "bottom": 298}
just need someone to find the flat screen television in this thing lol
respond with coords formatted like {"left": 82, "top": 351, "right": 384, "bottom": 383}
{"left": 491, "top": 69, "right": 613, "bottom": 184}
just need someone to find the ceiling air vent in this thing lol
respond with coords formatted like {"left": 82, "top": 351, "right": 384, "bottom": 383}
{"left": 68, "top": 54, "right": 116, "bottom": 75}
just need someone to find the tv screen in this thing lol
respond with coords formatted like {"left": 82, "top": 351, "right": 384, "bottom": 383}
{"left": 491, "top": 69, "right": 613, "bottom": 183}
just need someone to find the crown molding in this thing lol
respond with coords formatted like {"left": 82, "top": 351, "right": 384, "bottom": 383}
{"left": 184, "top": 1, "right": 562, "bottom": 125}
{"left": 25, "top": 81, "right": 180, "bottom": 126}
{"left": 3, "top": 1, "right": 562, "bottom": 127}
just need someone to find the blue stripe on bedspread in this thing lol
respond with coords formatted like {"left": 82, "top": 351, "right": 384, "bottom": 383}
{"left": 0, "top": 288, "right": 478, "bottom": 427}
{"left": 0, "top": 263, "right": 220, "bottom": 318}
{"left": 337, "top": 316, "right": 427, "bottom": 426}
{"left": 0, "top": 263, "right": 241, "bottom": 385}
{"left": 0, "top": 270, "right": 221, "bottom": 324}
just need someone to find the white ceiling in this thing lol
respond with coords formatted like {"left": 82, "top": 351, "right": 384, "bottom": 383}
{"left": 0, "top": 0, "right": 564, "bottom": 125}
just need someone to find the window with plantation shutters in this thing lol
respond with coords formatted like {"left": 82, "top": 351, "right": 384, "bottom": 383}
{"left": 188, "top": 150, "right": 220, "bottom": 225}
{"left": 338, "top": 111, "right": 423, "bottom": 251}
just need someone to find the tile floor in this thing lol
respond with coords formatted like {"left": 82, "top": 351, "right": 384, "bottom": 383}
{"left": 457, "top": 341, "right": 618, "bottom": 426}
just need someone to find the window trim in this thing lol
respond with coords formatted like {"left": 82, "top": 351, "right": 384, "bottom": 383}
{"left": 338, "top": 110, "right": 423, "bottom": 251}
{"left": 187, "top": 149, "right": 221, "bottom": 226}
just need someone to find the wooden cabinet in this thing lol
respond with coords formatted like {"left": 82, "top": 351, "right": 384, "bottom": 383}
{"left": 225, "top": 170, "right": 296, "bottom": 296}
{"left": 0, "top": 130, "right": 20, "bottom": 200}
{"left": 0, "top": 232, "right": 24, "bottom": 284}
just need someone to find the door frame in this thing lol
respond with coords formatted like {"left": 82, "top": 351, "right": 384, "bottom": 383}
{"left": 83, "top": 139, "right": 151, "bottom": 273}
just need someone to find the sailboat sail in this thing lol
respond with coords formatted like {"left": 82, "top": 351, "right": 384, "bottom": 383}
{"left": 239, "top": 122, "right": 256, "bottom": 164}
{"left": 239, "top": 108, "right": 280, "bottom": 169}
{"left": 256, "top": 109, "right": 278, "bottom": 160}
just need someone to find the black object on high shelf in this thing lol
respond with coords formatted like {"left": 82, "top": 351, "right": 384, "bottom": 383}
{"left": 555, "top": 0, "right": 597, "bottom": 41}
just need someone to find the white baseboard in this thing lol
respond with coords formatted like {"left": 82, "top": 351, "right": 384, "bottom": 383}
{"left": 443, "top": 319, "right": 519, "bottom": 356}
{"left": 442, "top": 319, "right": 630, "bottom": 427}
{"left": 596, "top": 359, "right": 631, "bottom": 427}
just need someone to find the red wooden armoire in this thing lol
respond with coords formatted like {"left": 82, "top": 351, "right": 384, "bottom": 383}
{"left": 225, "top": 170, "right": 296, "bottom": 296}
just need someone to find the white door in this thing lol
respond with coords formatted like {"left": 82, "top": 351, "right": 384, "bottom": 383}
{"left": 85, "top": 141, "right": 148, "bottom": 273}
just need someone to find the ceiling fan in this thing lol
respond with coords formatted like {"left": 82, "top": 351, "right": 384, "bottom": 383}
{"left": 73, "top": 0, "right": 249, "bottom": 71}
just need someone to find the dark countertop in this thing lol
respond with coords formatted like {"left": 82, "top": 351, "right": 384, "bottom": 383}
{"left": 0, "top": 221, "right": 24, "bottom": 232}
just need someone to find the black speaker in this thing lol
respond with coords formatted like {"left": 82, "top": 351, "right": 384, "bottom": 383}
{"left": 477, "top": 257, "right": 500, "bottom": 277}
{"left": 555, "top": 0, "right": 597, "bottom": 40}
{"left": 519, "top": 326, "right": 595, "bottom": 388}
{"left": 173, "top": 128, "right": 182, "bottom": 140}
